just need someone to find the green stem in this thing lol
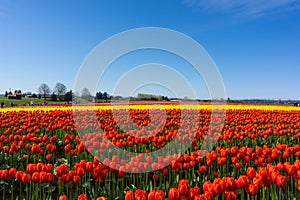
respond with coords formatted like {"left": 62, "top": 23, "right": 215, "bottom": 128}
{"left": 76, "top": 184, "right": 79, "bottom": 198}
{"left": 279, "top": 188, "right": 282, "bottom": 200}
{"left": 3, "top": 184, "right": 5, "bottom": 200}
{"left": 11, "top": 181, "right": 14, "bottom": 200}
{"left": 26, "top": 184, "right": 28, "bottom": 200}
{"left": 20, "top": 181, "right": 22, "bottom": 200}
{"left": 66, "top": 182, "right": 69, "bottom": 197}
{"left": 36, "top": 183, "right": 38, "bottom": 200}
{"left": 29, "top": 181, "right": 32, "bottom": 200}
{"left": 241, "top": 189, "right": 244, "bottom": 200}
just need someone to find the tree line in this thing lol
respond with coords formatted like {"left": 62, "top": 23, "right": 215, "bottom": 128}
{"left": 4, "top": 83, "right": 170, "bottom": 103}
{"left": 37, "top": 84, "right": 115, "bottom": 103}
{"left": 137, "top": 93, "right": 169, "bottom": 101}
{"left": 37, "top": 83, "right": 73, "bottom": 102}
{"left": 37, "top": 84, "right": 113, "bottom": 103}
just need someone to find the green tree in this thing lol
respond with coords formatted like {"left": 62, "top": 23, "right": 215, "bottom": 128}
{"left": 51, "top": 92, "right": 57, "bottom": 101}
{"left": 103, "top": 92, "right": 109, "bottom": 102}
{"left": 64, "top": 90, "right": 73, "bottom": 102}
{"left": 96, "top": 91, "right": 103, "bottom": 100}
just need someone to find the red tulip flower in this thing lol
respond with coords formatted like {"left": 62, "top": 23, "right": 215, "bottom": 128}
{"left": 59, "top": 195, "right": 68, "bottom": 200}
{"left": 73, "top": 175, "right": 80, "bottom": 184}
{"left": 135, "top": 189, "right": 147, "bottom": 200}
{"left": 168, "top": 188, "right": 180, "bottom": 200}
{"left": 78, "top": 194, "right": 88, "bottom": 200}
{"left": 246, "top": 167, "right": 256, "bottom": 179}
{"left": 22, "top": 174, "right": 30, "bottom": 185}
{"left": 96, "top": 197, "right": 107, "bottom": 200}
{"left": 125, "top": 191, "right": 135, "bottom": 200}
{"left": 32, "top": 172, "right": 40, "bottom": 183}
{"left": 8, "top": 168, "right": 16, "bottom": 179}
{"left": 0, "top": 170, "right": 8, "bottom": 181}
{"left": 178, "top": 180, "right": 189, "bottom": 196}
{"left": 188, "top": 187, "right": 200, "bottom": 199}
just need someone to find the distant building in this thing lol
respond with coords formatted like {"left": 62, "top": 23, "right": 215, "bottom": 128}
{"left": 7, "top": 90, "right": 22, "bottom": 100}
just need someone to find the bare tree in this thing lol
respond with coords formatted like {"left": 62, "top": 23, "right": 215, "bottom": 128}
{"left": 54, "top": 82, "right": 67, "bottom": 101}
{"left": 81, "top": 88, "right": 93, "bottom": 102}
{"left": 38, "top": 83, "right": 51, "bottom": 102}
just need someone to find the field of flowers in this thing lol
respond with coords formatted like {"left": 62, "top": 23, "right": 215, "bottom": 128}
{"left": 0, "top": 104, "right": 300, "bottom": 200}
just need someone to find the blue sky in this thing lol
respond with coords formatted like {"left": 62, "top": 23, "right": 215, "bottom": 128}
{"left": 0, "top": 0, "right": 300, "bottom": 99}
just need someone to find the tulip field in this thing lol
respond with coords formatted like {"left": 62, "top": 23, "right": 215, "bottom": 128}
{"left": 1, "top": 104, "right": 300, "bottom": 200}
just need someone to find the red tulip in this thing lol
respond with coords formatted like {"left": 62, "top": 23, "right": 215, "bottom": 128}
{"left": 275, "top": 175, "right": 287, "bottom": 189}
{"left": 59, "top": 195, "right": 68, "bottom": 200}
{"left": 46, "top": 173, "right": 54, "bottom": 183}
{"left": 27, "top": 164, "right": 37, "bottom": 174}
{"left": 31, "top": 144, "right": 40, "bottom": 154}
{"left": 16, "top": 171, "right": 24, "bottom": 181}
{"left": 162, "top": 168, "right": 168, "bottom": 176}
{"left": 203, "top": 181, "right": 212, "bottom": 193}
{"left": 193, "top": 194, "right": 201, "bottom": 200}
{"left": 188, "top": 187, "right": 200, "bottom": 199}
{"left": 125, "top": 191, "right": 135, "bottom": 200}
{"left": 3, "top": 146, "right": 9, "bottom": 153}
{"left": 37, "top": 163, "right": 44, "bottom": 172}
{"left": 25, "top": 143, "right": 31, "bottom": 151}
{"left": 135, "top": 189, "right": 147, "bottom": 200}
{"left": 286, "top": 164, "right": 297, "bottom": 175}
{"left": 236, "top": 175, "right": 249, "bottom": 189}
{"left": 77, "top": 167, "right": 85, "bottom": 177}
{"left": 50, "top": 136, "right": 57, "bottom": 143}
{"left": 148, "top": 190, "right": 156, "bottom": 200}
{"left": 0, "top": 170, "right": 8, "bottom": 181}
{"left": 212, "top": 183, "right": 222, "bottom": 196}
{"left": 46, "top": 154, "right": 52, "bottom": 161}
{"left": 235, "top": 162, "right": 242, "bottom": 169}
{"left": 32, "top": 172, "right": 40, "bottom": 183}
{"left": 213, "top": 171, "right": 218, "bottom": 177}
{"left": 64, "top": 144, "right": 72, "bottom": 152}
{"left": 22, "top": 173, "right": 30, "bottom": 184}
{"left": 78, "top": 194, "right": 88, "bottom": 200}
{"left": 86, "top": 162, "right": 93, "bottom": 172}
{"left": 8, "top": 168, "right": 16, "bottom": 179}
{"left": 178, "top": 180, "right": 189, "bottom": 196}
{"left": 40, "top": 171, "right": 48, "bottom": 183}
{"left": 199, "top": 166, "right": 207, "bottom": 174}
{"left": 277, "top": 162, "right": 284, "bottom": 172}
{"left": 45, "top": 164, "right": 53, "bottom": 173}
{"left": 246, "top": 167, "right": 256, "bottom": 179}
{"left": 224, "top": 191, "right": 238, "bottom": 200}
{"left": 179, "top": 196, "right": 188, "bottom": 200}
{"left": 224, "top": 177, "right": 236, "bottom": 190}
{"left": 246, "top": 183, "right": 259, "bottom": 195}
{"left": 168, "top": 188, "right": 180, "bottom": 200}
{"left": 153, "top": 174, "right": 159, "bottom": 182}
{"left": 73, "top": 175, "right": 80, "bottom": 184}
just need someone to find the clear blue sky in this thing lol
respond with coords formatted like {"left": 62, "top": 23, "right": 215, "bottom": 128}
{"left": 0, "top": 0, "right": 300, "bottom": 99}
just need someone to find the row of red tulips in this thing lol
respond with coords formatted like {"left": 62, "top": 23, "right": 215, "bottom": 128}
{"left": 1, "top": 108, "right": 300, "bottom": 199}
